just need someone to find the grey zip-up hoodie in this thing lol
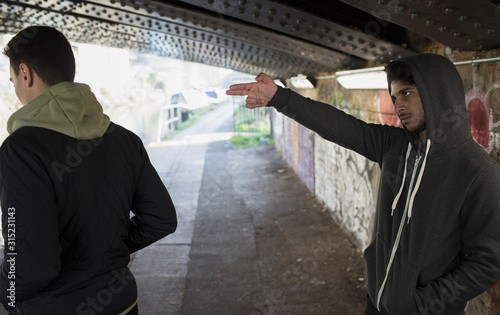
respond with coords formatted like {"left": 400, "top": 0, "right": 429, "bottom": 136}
{"left": 269, "top": 53, "right": 500, "bottom": 314}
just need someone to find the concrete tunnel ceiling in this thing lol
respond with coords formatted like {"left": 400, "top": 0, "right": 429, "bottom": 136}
{"left": 0, "top": 0, "right": 499, "bottom": 79}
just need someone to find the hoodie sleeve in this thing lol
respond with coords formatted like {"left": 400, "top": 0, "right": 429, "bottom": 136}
{"left": 414, "top": 164, "right": 500, "bottom": 312}
{"left": 269, "top": 86, "right": 400, "bottom": 164}
{"left": 127, "top": 144, "right": 177, "bottom": 253}
{"left": 0, "top": 141, "right": 62, "bottom": 308}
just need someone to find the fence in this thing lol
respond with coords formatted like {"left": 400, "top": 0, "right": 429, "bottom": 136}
{"left": 156, "top": 105, "right": 181, "bottom": 142}
{"left": 231, "top": 96, "right": 271, "bottom": 135}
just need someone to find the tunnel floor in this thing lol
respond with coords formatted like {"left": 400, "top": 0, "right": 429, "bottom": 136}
{"left": 130, "top": 102, "right": 366, "bottom": 315}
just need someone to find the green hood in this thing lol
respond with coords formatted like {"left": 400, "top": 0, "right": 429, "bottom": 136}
{"left": 7, "top": 81, "right": 110, "bottom": 140}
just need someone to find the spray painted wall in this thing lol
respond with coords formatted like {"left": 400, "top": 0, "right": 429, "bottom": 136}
{"left": 455, "top": 52, "right": 500, "bottom": 314}
{"left": 271, "top": 49, "right": 500, "bottom": 314}
{"left": 278, "top": 90, "right": 316, "bottom": 192}
{"left": 271, "top": 79, "right": 387, "bottom": 250}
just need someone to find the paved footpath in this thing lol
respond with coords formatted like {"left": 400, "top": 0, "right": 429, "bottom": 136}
{"left": 129, "top": 101, "right": 236, "bottom": 314}
{"left": 132, "top": 102, "right": 367, "bottom": 314}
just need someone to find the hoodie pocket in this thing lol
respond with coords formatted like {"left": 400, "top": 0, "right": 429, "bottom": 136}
{"left": 363, "top": 235, "right": 380, "bottom": 304}
{"left": 363, "top": 234, "right": 420, "bottom": 314}
{"left": 380, "top": 252, "right": 420, "bottom": 314}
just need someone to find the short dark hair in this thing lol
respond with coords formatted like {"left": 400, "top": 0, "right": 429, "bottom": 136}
{"left": 3, "top": 26, "right": 75, "bottom": 86}
{"left": 385, "top": 60, "right": 414, "bottom": 86}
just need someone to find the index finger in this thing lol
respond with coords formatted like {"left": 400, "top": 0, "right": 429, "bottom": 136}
{"left": 225, "top": 82, "right": 255, "bottom": 96}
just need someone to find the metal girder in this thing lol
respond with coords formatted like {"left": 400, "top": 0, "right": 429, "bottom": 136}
{"left": 0, "top": 0, "right": 371, "bottom": 78}
{"left": 176, "top": 0, "right": 416, "bottom": 62}
{"left": 3, "top": 0, "right": 496, "bottom": 79}
{"left": 339, "top": 0, "right": 500, "bottom": 50}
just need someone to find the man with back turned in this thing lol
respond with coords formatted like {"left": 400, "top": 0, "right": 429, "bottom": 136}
{"left": 0, "top": 26, "right": 177, "bottom": 314}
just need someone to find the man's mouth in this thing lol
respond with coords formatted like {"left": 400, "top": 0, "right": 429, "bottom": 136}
{"left": 399, "top": 114, "right": 410, "bottom": 124}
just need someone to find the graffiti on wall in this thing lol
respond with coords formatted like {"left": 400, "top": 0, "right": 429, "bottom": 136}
{"left": 284, "top": 118, "right": 294, "bottom": 171}
{"left": 378, "top": 90, "right": 401, "bottom": 127}
{"left": 314, "top": 135, "right": 376, "bottom": 249}
{"left": 283, "top": 117, "right": 315, "bottom": 192}
{"left": 271, "top": 109, "right": 284, "bottom": 153}
{"left": 458, "top": 60, "right": 500, "bottom": 163}
{"left": 488, "top": 84, "right": 500, "bottom": 162}
{"left": 466, "top": 89, "right": 492, "bottom": 150}
{"left": 297, "top": 124, "right": 315, "bottom": 192}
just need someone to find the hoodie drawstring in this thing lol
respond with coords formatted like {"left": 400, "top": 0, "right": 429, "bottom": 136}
{"left": 391, "top": 144, "right": 412, "bottom": 215}
{"left": 377, "top": 139, "right": 431, "bottom": 311}
{"left": 391, "top": 139, "right": 432, "bottom": 222}
{"left": 407, "top": 139, "right": 431, "bottom": 222}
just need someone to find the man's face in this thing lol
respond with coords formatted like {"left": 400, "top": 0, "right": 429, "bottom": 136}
{"left": 9, "top": 64, "right": 28, "bottom": 105}
{"left": 390, "top": 81, "right": 426, "bottom": 134}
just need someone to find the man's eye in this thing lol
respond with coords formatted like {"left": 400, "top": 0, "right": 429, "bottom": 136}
{"left": 403, "top": 91, "right": 411, "bottom": 97}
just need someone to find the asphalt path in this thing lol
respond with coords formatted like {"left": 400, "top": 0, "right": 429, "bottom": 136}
{"left": 135, "top": 101, "right": 366, "bottom": 314}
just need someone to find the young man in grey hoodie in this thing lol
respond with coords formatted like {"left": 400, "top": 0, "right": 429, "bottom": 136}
{"left": 227, "top": 53, "right": 500, "bottom": 315}
{"left": 0, "top": 26, "right": 177, "bottom": 314}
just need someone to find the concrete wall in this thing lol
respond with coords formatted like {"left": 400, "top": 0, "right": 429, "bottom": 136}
{"left": 270, "top": 48, "right": 500, "bottom": 314}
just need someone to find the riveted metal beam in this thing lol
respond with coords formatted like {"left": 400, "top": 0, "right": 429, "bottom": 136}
{"left": 1, "top": 0, "right": 497, "bottom": 79}
{"left": 84, "top": 0, "right": 366, "bottom": 70}
{"left": 0, "top": 0, "right": 367, "bottom": 78}
{"left": 176, "top": 0, "right": 415, "bottom": 62}
{"left": 339, "top": 0, "right": 500, "bottom": 50}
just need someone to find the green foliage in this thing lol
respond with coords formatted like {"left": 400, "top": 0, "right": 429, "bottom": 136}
{"left": 178, "top": 105, "right": 217, "bottom": 130}
{"left": 160, "top": 104, "right": 218, "bottom": 141}
{"left": 232, "top": 104, "right": 270, "bottom": 134}
{"left": 231, "top": 103, "right": 272, "bottom": 148}
{"left": 230, "top": 134, "right": 273, "bottom": 148}
{"left": 332, "top": 90, "right": 343, "bottom": 107}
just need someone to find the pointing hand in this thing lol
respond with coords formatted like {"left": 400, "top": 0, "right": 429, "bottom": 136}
{"left": 226, "top": 73, "right": 278, "bottom": 109}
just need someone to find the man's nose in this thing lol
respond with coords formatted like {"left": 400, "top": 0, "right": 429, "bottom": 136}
{"left": 394, "top": 100, "right": 405, "bottom": 114}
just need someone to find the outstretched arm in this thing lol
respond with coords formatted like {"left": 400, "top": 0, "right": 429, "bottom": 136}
{"left": 228, "top": 72, "right": 396, "bottom": 164}
{"left": 226, "top": 72, "right": 278, "bottom": 108}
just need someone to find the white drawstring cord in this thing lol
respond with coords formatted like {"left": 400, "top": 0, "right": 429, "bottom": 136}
{"left": 391, "top": 144, "right": 412, "bottom": 215}
{"left": 407, "top": 139, "right": 431, "bottom": 222}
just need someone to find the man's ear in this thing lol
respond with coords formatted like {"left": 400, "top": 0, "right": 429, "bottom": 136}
{"left": 18, "top": 63, "right": 34, "bottom": 87}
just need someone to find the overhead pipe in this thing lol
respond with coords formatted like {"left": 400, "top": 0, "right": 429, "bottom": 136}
{"left": 452, "top": 56, "right": 500, "bottom": 66}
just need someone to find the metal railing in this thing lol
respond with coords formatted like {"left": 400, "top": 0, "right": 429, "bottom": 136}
{"left": 156, "top": 105, "right": 181, "bottom": 142}
{"left": 231, "top": 96, "right": 271, "bottom": 135}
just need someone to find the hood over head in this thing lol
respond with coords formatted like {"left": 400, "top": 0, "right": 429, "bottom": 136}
{"left": 389, "top": 53, "right": 471, "bottom": 153}
{"left": 7, "top": 81, "right": 110, "bottom": 140}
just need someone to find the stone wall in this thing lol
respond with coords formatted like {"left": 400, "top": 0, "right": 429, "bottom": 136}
{"left": 270, "top": 49, "right": 500, "bottom": 314}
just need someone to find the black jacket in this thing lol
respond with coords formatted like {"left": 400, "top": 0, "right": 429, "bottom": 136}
{"left": 0, "top": 82, "right": 177, "bottom": 314}
{"left": 269, "top": 54, "right": 500, "bottom": 314}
